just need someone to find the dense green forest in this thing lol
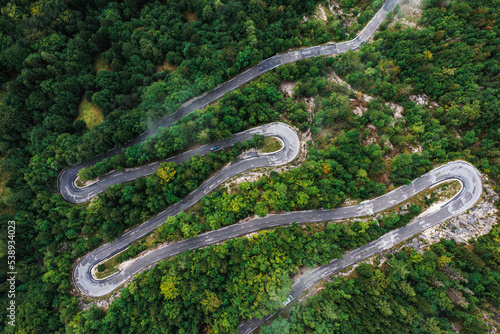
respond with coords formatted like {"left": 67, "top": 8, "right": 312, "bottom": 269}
{"left": 0, "top": 0, "right": 499, "bottom": 333}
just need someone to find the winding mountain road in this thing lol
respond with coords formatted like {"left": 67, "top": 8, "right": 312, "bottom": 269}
{"left": 58, "top": 0, "right": 483, "bottom": 332}
{"left": 71, "top": 122, "right": 300, "bottom": 297}
{"left": 59, "top": 0, "right": 399, "bottom": 204}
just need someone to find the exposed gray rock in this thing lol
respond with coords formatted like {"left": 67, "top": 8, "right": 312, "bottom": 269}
{"left": 405, "top": 179, "right": 498, "bottom": 253}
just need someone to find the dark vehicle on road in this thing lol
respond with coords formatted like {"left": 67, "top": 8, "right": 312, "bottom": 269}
{"left": 210, "top": 145, "right": 220, "bottom": 152}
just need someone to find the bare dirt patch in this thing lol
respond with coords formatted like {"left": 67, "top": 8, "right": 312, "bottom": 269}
{"left": 480, "top": 305, "right": 500, "bottom": 333}
{"left": 303, "top": 97, "right": 318, "bottom": 121}
{"left": 328, "top": 71, "right": 373, "bottom": 116}
{"left": 362, "top": 123, "right": 381, "bottom": 146}
{"left": 409, "top": 94, "right": 429, "bottom": 106}
{"left": 315, "top": 3, "right": 329, "bottom": 23}
{"left": 410, "top": 145, "right": 422, "bottom": 153}
{"left": 386, "top": 102, "right": 404, "bottom": 119}
{"left": 223, "top": 171, "right": 267, "bottom": 193}
{"left": 353, "top": 106, "right": 366, "bottom": 116}
{"left": 342, "top": 197, "right": 359, "bottom": 207}
{"left": 327, "top": 0, "right": 362, "bottom": 30}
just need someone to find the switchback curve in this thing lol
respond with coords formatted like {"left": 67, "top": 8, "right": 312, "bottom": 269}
{"left": 60, "top": 0, "right": 484, "bottom": 331}
{"left": 73, "top": 160, "right": 483, "bottom": 304}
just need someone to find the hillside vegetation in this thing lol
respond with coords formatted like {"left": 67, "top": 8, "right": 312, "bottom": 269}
{"left": 0, "top": 0, "right": 498, "bottom": 333}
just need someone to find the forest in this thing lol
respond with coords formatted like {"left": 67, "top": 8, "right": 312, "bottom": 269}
{"left": 0, "top": 0, "right": 499, "bottom": 333}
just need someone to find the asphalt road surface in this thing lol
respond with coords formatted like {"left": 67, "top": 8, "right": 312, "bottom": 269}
{"left": 58, "top": 0, "right": 487, "bottom": 332}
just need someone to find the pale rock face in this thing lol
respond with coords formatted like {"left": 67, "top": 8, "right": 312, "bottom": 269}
{"left": 385, "top": 102, "right": 404, "bottom": 119}
{"left": 278, "top": 80, "right": 295, "bottom": 98}
{"left": 409, "top": 94, "right": 429, "bottom": 106}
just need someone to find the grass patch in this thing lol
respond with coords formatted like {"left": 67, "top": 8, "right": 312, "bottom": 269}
{"left": 262, "top": 137, "right": 283, "bottom": 153}
{"left": 183, "top": 10, "right": 200, "bottom": 23}
{"left": 77, "top": 96, "right": 104, "bottom": 129}
{"left": 0, "top": 159, "right": 15, "bottom": 216}
{"left": 156, "top": 59, "right": 178, "bottom": 73}
{"left": 94, "top": 54, "right": 111, "bottom": 72}
{"left": 94, "top": 258, "right": 119, "bottom": 279}
{"left": 94, "top": 237, "right": 156, "bottom": 279}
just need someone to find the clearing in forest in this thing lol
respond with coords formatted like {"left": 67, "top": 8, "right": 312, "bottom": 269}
{"left": 183, "top": 10, "right": 199, "bottom": 23}
{"left": 77, "top": 96, "right": 104, "bottom": 129}
{"left": 94, "top": 54, "right": 111, "bottom": 72}
{"left": 315, "top": 3, "right": 330, "bottom": 23}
